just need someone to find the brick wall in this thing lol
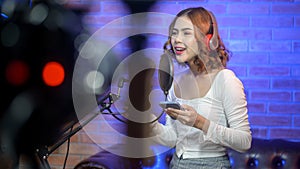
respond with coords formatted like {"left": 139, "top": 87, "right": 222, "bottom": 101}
{"left": 46, "top": 0, "right": 300, "bottom": 168}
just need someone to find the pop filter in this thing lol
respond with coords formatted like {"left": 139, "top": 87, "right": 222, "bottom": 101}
{"left": 158, "top": 52, "right": 174, "bottom": 97}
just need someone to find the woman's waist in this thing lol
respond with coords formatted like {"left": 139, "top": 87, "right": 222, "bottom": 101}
{"left": 175, "top": 148, "right": 227, "bottom": 159}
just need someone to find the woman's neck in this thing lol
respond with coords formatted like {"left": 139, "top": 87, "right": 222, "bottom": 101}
{"left": 188, "top": 61, "right": 223, "bottom": 77}
{"left": 187, "top": 56, "right": 224, "bottom": 76}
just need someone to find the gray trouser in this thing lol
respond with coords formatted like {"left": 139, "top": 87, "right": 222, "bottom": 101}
{"left": 169, "top": 154, "right": 231, "bottom": 169}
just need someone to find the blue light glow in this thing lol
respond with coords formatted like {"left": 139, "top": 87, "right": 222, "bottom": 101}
{"left": 1, "top": 13, "right": 8, "bottom": 19}
{"left": 143, "top": 146, "right": 172, "bottom": 169}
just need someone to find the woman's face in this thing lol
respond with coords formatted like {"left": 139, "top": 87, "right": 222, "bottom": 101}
{"left": 170, "top": 15, "right": 199, "bottom": 64}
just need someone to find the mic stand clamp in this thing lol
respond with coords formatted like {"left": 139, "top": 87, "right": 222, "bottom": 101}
{"left": 36, "top": 145, "right": 51, "bottom": 169}
{"left": 99, "top": 93, "right": 127, "bottom": 123}
{"left": 99, "top": 93, "right": 119, "bottom": 112}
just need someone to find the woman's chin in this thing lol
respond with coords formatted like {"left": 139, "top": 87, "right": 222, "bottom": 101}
{"left": 176, "top": 56, "right": 186, "bottom": 63}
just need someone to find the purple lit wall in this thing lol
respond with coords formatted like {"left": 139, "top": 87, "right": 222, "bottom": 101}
{"left": 163, "top": 1, "right": 299, "bottom": 141}
{"left": 48, "top": 0, "right": 300, "bottom": 168}
{"left": 77, "top": 0, "right": 300, "bottom": 140}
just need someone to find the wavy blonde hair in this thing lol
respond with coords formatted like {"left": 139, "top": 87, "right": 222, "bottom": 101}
{"left": 163, "top": 7, "right": 231, "bottom": 73}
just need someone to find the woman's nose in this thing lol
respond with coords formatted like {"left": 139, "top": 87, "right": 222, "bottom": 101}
{"left": 174, "top": 34, "right": 182, "bottom": 43}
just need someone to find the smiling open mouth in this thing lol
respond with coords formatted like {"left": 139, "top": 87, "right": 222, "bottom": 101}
{"left": 174, "top": 47, "right": 186, "bottom": 55}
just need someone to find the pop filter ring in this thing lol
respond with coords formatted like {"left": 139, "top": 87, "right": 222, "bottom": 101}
{"left": 158, "top": 52, "right": 174, "bottom": 99}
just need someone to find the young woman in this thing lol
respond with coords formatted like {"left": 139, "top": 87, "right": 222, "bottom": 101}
{"left": 152, "top": 7, "right": 252, "bottom": 169}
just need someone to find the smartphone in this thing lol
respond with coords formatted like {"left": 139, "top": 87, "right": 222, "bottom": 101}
{"left": 159, "top": 101, "right": 182, "bottom": 110}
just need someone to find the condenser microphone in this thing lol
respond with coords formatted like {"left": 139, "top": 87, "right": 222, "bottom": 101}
{"left": 110, "top": 77, "right": 128, "bottom": 102}
{"left": 117, "top": 77, "right": 128, "bottom": 97}
{"left": 158, "top": 52, "right": 174, "bottom": 97}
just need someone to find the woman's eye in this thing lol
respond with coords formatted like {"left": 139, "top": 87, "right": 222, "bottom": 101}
{"left": 171, "top": 32, "right": 177, "bottom": 36}
{"left": 184, "top": 32, "right": 192, "bottom": 35}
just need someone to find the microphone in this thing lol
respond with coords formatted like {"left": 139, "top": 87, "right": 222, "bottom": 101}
{"left": 111, "top": 77, "right": 128, "bottom": 102}
{"left": 158, "top": 52, "right": 174, "bottom": 97}
{"left": 97, "top": 77, "right": 128, "bottom": 107}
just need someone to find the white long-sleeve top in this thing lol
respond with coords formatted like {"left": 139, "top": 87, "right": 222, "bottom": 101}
{"left": 152, "top": 69, "right": 252, "bottom": 159}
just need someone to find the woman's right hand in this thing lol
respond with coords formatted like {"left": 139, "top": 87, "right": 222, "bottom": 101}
{"left": 165, "top": 104, "right": 209, "bottom": 132}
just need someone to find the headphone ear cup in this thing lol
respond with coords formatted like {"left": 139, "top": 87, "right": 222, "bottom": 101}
{"left": 206, "top": 34, "right": 213, "bottom": 50}
{"left": 208, "top": 12, "right": 219, "bottom": 51}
